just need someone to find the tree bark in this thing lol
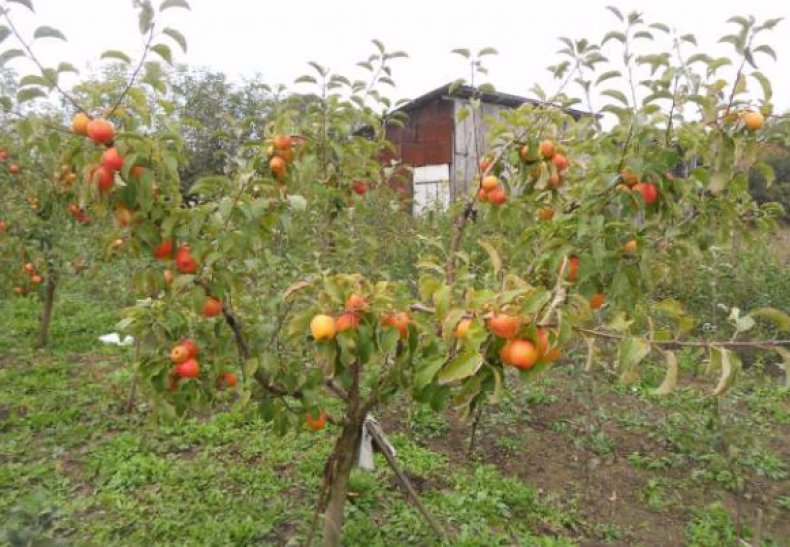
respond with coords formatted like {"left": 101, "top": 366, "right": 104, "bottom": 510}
{"left": 36, "top": 272, "right": 56, "bottom": 348}
{"left": 321, "top": 418, "right": 362, "bottom": 547}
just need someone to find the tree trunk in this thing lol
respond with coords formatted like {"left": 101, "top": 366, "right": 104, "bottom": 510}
{"left": 36, "top": 273, "right": 57, "bottom": 348}
{"left": 321, "top": 419, "right": 362, "bottom": 547}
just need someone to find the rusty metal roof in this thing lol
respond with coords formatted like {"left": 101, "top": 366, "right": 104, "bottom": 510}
{"left": 397, "top": 82, "right": 590, "bottom": 120}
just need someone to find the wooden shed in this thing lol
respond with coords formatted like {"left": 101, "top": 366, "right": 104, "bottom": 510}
{"left": 383, "top": 83, "right": 587, "bottom": 214}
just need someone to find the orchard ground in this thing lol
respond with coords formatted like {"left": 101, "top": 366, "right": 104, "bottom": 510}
{"left": 1, "top": 248, "right": 789, "bottom": 547}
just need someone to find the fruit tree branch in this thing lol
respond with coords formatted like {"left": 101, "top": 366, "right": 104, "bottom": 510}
{"left": 2, "top": 8, "right": 86, "bottom": 114}
{"left": 573, "top": 327, "right": 790, "bottom": 349}
{"left": 107, "top": 24, "right": 156, "bottom": 119}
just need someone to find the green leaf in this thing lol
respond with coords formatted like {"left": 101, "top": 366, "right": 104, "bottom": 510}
{"left": 438, "top": 350, "right": 483, "bottom": 385}
{"left": 749, "top": 307, "right": 790, "bottom": 331}
{"left": 618, "top": 337, "right": 650, "bottom": 384}
{"left": 653, "top": 350, "right": 678, "bottom": 396}
{"left": 294, "top": 75, "right": 317, "bottom": 84}
{"left": 17, "top": 87, "right": 47, "bottom": 103}
{"left": 753, "top": 161, "right": 775, "bottom": 187}
{"left": 605, "top": 5, "right": 624, "bottom": 22}
{"left": 751, "top": 71, "right": 772, "bottom": 102}
{"left": 773, "top": 347, "right": 790, "bottom": 389}
{"left": 601, "top": 89, "right": 629, "bottom": 106}
{"left": 160, "top": 0, "right": 191, "bottom": 10}
{"left": 138, "top": 2, "right": 155, "bottom": 33}
{"left": 56, "top": 62, "right": 78, "bottom": 74}
{"left": 0, "top": 26, "right": 10, "bottom": 45}
{"left": 0, "top": 49, "right": 25, "bottom": 66}
{"left": 680, "top": 34, "right": 697, "bottom": 45}
{"left": 151, "top": 43, "right": 173, "bottom": 64}
{"left": 101, "top": 50, "right": 132, "bottom": 64}
{"left": 649, "top": 23, "right": 670, "bottom": 33}
{"left": 162, "top": 27, "right": 187, "bottom": 52}
{"left": 415, "top": 355, "right": 445, "bottom": 390}
{"left": 753, "top": 44, "right": 776, "bottom": 61}
{"left": 602, "top": 31, "right": 626, "bottom": 45}
{"left": 595, "top": 70, "right": 621, "bottom": 85}
{"left": 451, "top": 48, "right": 471, "bottom": 59}
{"left": 19, "top": 74, "right": 49, "bottom": 87}
{"left": 711, "top": 347, "right": 741, "bottom": 397}
{"left": 33, "top": 26, "right": 66, "bottom": 41}
{"left": 478, "top": 239, "right": 502, "bottom": 276}
{"left": 477, "top": 47, "right": 498, "bottom": 57}
{"left": 7, "top": 0, "right": 34, "bottom": 12}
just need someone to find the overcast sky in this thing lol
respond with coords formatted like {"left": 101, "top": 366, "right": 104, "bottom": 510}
{"left": 5, "top": 0, "right": 790, "bottom": 113}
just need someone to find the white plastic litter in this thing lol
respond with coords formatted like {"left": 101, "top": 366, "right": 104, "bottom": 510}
{"left": 98, "top": 332, "right": 135, "bottom": 347}
{"left": 357, "top": 414, "right": 396, "bottom": 471}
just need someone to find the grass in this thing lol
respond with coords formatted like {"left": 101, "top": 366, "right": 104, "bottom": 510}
{"left": 2, "top": 273, "right": 790, "bottom": 545}
{"left": 0, "top": 288, "right": 583, "bottom": 546}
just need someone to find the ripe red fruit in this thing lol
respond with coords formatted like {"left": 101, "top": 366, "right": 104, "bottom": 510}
{"left": 24, "top": 263, "right": 35, "bottom": 275}
{"left": 273, "top": 134, "right": 292, "bottom": 150}
{"left": 539, "top": 140, "right": 555, "bottom": 158}
{"left": 306, "top": 410, "right": 328, "bottom": 431}
{"left": 482, "top": 175, "right": 498, "bottom": 192}
{"left": 31, "top": 274, "right": 43, "bottom": 285}
{"left": 537, "top": 328, "right": 562, "bottom": 363}
{"left": 270, "top": 156, "right": 287, "bottom": 178}
{"left": 170, "top": 345, "right": 189, "bottom": 364}
{"left": 86, "top": 118, "right": 115, "bottom": 145}
{"left": 552, "top": 153, "right": 569, "bottom": 172}
{"left": 129, "top": 165, "right": 145, "bottom": 179}
{"left": 336, "top": 312, "right": 360, "bottom": 332}
{"left": 487, "top": 313, "right": 522, "bottom": 339}
{"left": 566, "top": 256, "right": 579, "bottom": 282}
{"left": 549, "top": 171, "right": 562, "bottom": 189}
{"left": 217, "top": 372, "right": 237, "bottom": 389}
{"left": 501, "top": 339, "right": 539, "bottom": 369}
{"left": 180, "top": 338, "right": 199, "bottom": 359}
{"left": 537, "top": 207, "right": 555, "bottom": 221}
{"left": 101, "top": 147, "right": 124, "bottom": 172}
{"left": 479, "top": 155, "right": 493, "bottom": 172}
{"left": 489, "top": 187, "right": 507, "bottom": 205}
{"left": 175, "top": 358, "right": 200, "bottom": 378}
{"left": 71, "top": 112, "right": 89, "bottom": 136}
{"left": 345, "top": 294, "right": 367, "bottom": 312}
{"left": 163, "top": 269, "right": 174, "bottom": 285}
{"left": 381, "top": 311, "right": 411, "bottom": 339}
{"left": 0, "top": 149, "right": 8, "bottom": 160}
{"left": 9, "top": 163, "right": 20, "bottom": 174}
{"left": 14, "top": 286, "right": 25, "bottom": 295}
{"left": 0, "top": 221, "right": 6, "bottom": 232}
{"left": 477, "top": 188, "right": 489, "bottom": 202}
{"left": 590, "top": 292, "right": 605, "bottom": 310}
{"left": 174, "top": 245, "right": 198, "bottom": 274}
{"left": 351, "top": 180, "right": 368, "bottom": 195}
{"left": 633, "top": 182, "right": 658, "bottom": 204}
{"left": 153, "top": 238, "right": 174, "bottom": 260}
{"left": 93, "top": 166, "right": 114, "bottom": 192}
{"left": 203, "top": 297, "right": 223, "bottom": 318}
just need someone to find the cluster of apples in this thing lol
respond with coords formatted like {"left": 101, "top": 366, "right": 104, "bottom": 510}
{"left": 71, "top": 112, "right": 140, "bottom": 194}
{"left": 153, "top": 238, "right": 199, "bottom": 272}
{"left": 309, "top": 294, "right": 412, "bottom": 342}
{"left": 13, "top": 262, "right": 44, "bottom": 295}
{"left": 166, "top": 338, "right": 237, "bottom": 392}
{"left": 0, "top": 148, "right": 21, "bottom": 175}
{"left": 521, "top": 139, "right": 569, "bottom": 190}
{"left": 616, "top": 169, "right": 659, "bottom": 204}
{"left": 458, "top": 312, "right": 561, "bottom": 370}
{"left": 267, "top": 135, "right": 294, "bottom": 183}
{"left": 477, "top": 172, "right": 508, "bottom": 205}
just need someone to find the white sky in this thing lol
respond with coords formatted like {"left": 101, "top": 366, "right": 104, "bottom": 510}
{"left": 5, "top": 0, "right": 790, "bottom": 113}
